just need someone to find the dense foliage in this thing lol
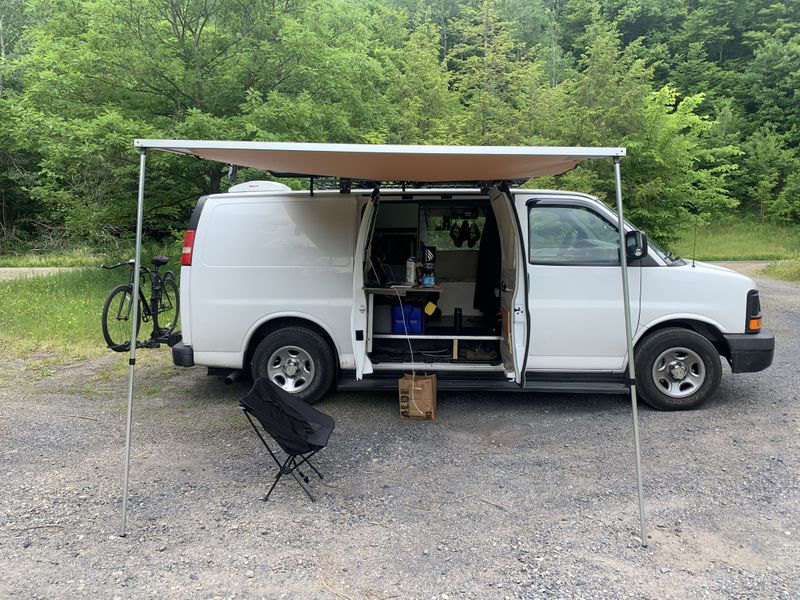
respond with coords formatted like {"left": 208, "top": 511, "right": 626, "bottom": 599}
{"left": 1, "top": 0, "right": 798, "bottom": 248}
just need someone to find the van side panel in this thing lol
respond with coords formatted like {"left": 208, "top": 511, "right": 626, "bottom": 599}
{"left": 189, "top": 194, "right": 357, "bottom": 369}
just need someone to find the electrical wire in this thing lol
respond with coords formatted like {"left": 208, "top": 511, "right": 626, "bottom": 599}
{"left": 394, "top": 287, "right": 422, "bottom": 416}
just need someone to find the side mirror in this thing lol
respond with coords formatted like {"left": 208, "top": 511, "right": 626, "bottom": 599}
{"left": 625, "top": 230, "right": 648, "bottom": 260}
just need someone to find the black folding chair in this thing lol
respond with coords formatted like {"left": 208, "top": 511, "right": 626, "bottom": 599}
{"left": 239, "top": 377, "right": 335, "bottom": 502}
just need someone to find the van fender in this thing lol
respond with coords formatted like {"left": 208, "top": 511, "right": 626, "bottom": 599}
{"left": 241, "top": 311, "right": 346, "bottom": 368}
{"left": 631, "top": 313, "right": 730, "bottom": 367}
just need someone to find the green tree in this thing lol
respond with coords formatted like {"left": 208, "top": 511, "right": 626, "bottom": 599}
{"left": 378, "top": 18, "right": 460, "bottom": 143}
{"left": 735, "top": 126, "right": 797, "bottom": 222}
{"left": 448, "top": 0, "right": 531, "bottom": 144}
{"left": 530, "top": 18, "right": 739, "bottom": 242}
{"left": 738, "top": 33, "right": 800, "bottom": 137}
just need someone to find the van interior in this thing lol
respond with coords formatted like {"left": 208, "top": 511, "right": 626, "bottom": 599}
{"left": 364, "top": 195, "right": 509, "bottom": 366}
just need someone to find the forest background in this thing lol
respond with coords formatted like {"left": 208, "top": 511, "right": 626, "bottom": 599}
{"left": 0, "top": 0, "right": 798, "bottom": 253}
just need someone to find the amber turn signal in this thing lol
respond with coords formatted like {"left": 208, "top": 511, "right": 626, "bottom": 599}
{"left": 748, "top": 317, "right": 762, "bottom": 332}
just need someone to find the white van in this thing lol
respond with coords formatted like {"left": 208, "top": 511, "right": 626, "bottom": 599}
{"left": 171, "top": 181, "right": 774, "bottom": 410}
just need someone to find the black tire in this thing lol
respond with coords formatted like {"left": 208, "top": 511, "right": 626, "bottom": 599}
{"left": 635, "top": 327, "right": 721, "bottom": 410}
{"left": 154, "top": 274, "right": 180, "bottom": 337}
{"left": 102, "top": 285, "right": 141, "bottom": 352}
{"left": 251, "top": 327, "right": 335, "bottom": 404}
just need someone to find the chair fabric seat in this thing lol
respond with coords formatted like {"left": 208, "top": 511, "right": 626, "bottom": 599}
{"left": 240, "top": 377, "right": 334, "bottom": 455}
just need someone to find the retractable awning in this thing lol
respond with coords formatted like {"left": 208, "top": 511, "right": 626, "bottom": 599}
{"left": 134, "top": 140, "right": 626, "bottom": 181}
{"left": 119, "top": 140, "right": 646, "bottom": 547}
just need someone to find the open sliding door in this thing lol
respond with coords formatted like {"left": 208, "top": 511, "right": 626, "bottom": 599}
{"left": 351, "top": 191, "right": 379, "bottom": 379}
{"left": 489, "top": 187, "right": 530, "bottom": 386}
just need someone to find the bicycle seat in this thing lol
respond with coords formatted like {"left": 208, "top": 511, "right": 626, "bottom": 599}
{"left": 151, "top": 255, "right": 169, "bottom": 266}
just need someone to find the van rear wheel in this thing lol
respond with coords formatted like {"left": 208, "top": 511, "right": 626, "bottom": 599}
{"left": 251, "top": 327, "right": 335, "bottom": 404}
{"left": 635, "top": 327, "right": 721, "bottom": 410}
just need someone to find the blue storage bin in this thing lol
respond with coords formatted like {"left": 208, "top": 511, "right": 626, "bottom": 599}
{"left": 391, "top": 304, "right": 423, "bottom": 334}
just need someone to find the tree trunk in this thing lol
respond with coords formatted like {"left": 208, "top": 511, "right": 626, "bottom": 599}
{"left": 208, "top": 167, "right": 222, "bottom": 195}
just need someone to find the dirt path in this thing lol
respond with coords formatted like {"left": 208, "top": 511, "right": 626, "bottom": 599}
{"left": 0, "top": 267, "right": 81, "bottom": 282}
{"left": 710, "top": 260, "right": 774, "bottom": 279}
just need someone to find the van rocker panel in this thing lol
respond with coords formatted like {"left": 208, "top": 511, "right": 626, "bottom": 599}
{"left": 338, "top": 370, "right": 629, "bottom": 394}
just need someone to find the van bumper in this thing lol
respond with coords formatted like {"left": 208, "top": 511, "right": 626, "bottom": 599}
{"left": 172, "top": 341, "right": 195, "bottom": 367}
{"left": 724, "top": 332, "right": 775, "bottom": 373}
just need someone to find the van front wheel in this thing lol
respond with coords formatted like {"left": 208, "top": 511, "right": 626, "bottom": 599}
{"left": 251, "top": 327, "right": 335, "bottom": 404}
{"left": 635, "top": 328, "right": 721, "bottom": 410}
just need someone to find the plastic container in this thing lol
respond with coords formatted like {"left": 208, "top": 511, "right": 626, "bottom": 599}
{"left": 391, "top": 304, "right": 423, "bottom": 334}
{"left": 405, "top": 257, "right": 417, "bottom": 285}
{"left": 420, "top": 274, "right": 436, "bottom": 287}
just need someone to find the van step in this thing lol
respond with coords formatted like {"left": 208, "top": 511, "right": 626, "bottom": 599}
{"left": 336, "top": 371, "right": 628, "bottom": 394}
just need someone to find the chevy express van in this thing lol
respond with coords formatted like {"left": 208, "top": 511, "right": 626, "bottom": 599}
{"left": 171, "top": 181, "right": 774, "bottom": 410}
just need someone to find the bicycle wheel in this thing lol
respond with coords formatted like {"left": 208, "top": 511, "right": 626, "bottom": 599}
{"left": 154, "top": 274, "right": 180, "bottom": 337}
{"left": 102, "top": 285, "right": 141, "bottom": 351}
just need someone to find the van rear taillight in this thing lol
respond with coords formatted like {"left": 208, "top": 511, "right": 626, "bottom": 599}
{"left": 745, "top": 290, "right": 761, "bottom": 333}
{"left": 181, "top": 230, "right": 196, "bottom": 266}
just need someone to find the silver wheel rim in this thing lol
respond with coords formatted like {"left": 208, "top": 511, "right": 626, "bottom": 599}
{"left": 651, "top": 346, "right": 706, "bottom": 399}
{"left": 266, "top": 345, "right": 315, "bottom": 393}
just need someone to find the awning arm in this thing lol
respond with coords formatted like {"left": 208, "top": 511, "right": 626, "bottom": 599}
{"left": 613, "top": 156, "right": 648, "bottom": 547}
{"left": 119, "top": 149, "right": 147, "bottom": 537}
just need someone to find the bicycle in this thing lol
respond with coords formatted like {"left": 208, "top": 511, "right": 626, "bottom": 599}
{"left": 101, "top": 255, "right": 180, "bottom": 352}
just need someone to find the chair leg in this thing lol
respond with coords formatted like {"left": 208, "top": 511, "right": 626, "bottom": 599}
{"left": 263, "top": 471, "right": 283, "bottom": 502}
{"left": 304, "top": 458, "right": 324, "bottom": 480}
{"left": 294, "top": 452, "right": 324, "bottom": 480}
{"left": 289, "top": 469, "right": 316, "bottom": 502}
{"left": 263, "top": 455, "right": 292, "bottom": 502}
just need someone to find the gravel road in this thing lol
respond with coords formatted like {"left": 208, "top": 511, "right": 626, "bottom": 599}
{"left": 1, "top": 266, "right": 797, "bottom": 599}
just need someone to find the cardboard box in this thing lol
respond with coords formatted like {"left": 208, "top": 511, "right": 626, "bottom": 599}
{"left": 398, "top": 373, "right": 437, "bottom": 420}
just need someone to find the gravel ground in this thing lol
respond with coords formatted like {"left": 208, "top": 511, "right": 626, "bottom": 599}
{"left": 1, "top": 266, "right": 798, "bottom": 599}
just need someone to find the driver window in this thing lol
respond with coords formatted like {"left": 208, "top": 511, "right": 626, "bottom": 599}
{"left": 529, "top": 205, "right": 619, "bottom": 265}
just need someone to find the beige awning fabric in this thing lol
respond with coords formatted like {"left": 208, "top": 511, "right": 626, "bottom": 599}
{"left": 134, "top": 140, "right": 625, "bottom": 182}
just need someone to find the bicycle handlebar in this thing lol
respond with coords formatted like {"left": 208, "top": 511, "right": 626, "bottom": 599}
{"left": 101, "top": 259, "right": 145, "bottom": 270}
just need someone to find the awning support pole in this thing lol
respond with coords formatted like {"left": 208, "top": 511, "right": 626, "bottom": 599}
{"left": 613, "top": 156, "right": 647, "bottom": 547}
{"left": 119, "top": 149, "right": 147, "bottom": 537}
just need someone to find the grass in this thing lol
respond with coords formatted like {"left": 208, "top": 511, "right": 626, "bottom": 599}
{"left": 0, "top": 267, "right": 120, "bottom": 360}
{"left": 671, "top": 220, "right": 800, "bottom": 261}
{"left": 0, "top": 265, "right": 179, "bottom": 363}
{"left": 0, "top": 248, "right": 107, "bottom": 267}
{"left": 761, "top": 260, "right": 800, "bottom": 282}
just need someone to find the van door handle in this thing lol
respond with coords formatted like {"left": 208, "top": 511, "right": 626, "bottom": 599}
{"left": 501, "top": 283, "right": 510, "bottom": 292}
{"left": 359, "top": 305, "right": 366, "bottom": 313}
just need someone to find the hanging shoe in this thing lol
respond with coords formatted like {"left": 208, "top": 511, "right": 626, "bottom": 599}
{"left": 459, "top": 220, "right": 470, "bottom": 247}
{"left": 450, "top": 221, "right": 462, "bottom": 247}
{"left": 467, "top": 222, "right": 482, "bottom": 248}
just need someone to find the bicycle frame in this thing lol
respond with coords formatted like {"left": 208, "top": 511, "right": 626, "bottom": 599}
{"left": 102, "top": 260, "right": 177, "bottom": 347}
{"left": 126, "top": 266, "right": 158, "bottom": 324}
